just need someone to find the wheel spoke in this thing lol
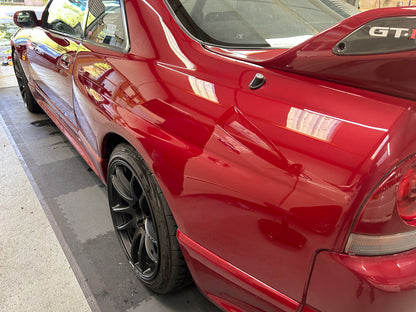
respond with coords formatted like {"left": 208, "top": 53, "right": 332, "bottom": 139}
{"left": 111, "top": 166, "right": 133, "bottom": 202}
{"left": 111, "top": 203, "right": 133, "bottom": 215}
{"left": 130, "top": 222, "right": 158, "bottom": 276}
{"left": 145, "top": 218, "right": 158, "bottom": 245}
{"left": 138, "top": 229, "right": 147, "bottom": 262}
{"left": 115, "top": 218, "right": 135, "bottom": 231}
{"left": 144, "top": 218, "right": 158, "bottom": 263}
{"left": 131, "top": 226, "right": 146, "bottom": 264}
{"left": 130, "top": 176, "right": 140, "bottom": 201}
{"left": 138, "top": 192, "right": 148, "bottom": 216}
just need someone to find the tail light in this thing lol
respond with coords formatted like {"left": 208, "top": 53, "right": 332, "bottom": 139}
{"left": 346, "top": 155, "right": 416, "bottom": 256}
{"left": 397, "top": 167, "right": 416, "bottom": 221}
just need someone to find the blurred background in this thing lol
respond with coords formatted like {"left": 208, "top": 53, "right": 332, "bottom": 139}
{"left": 357, "top": 0, "right": 415, "bottom": 9}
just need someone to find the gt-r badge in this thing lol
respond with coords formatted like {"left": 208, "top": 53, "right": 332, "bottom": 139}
{"left": 369, "top": 26, "right": 416, "bottom": 39}
{"left": 334, "top": 16, "right": 416, "bottom": 55}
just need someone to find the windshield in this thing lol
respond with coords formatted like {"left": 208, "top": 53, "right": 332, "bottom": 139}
{"left": 165, "top": 0, "right": 359, "bottom": 48}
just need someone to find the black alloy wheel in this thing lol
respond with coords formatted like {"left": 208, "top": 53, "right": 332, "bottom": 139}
{"left": 12, "top": 50, "right": 42, "bottom": 113}
{"left": 108, "top": 143, "right": 191, "bottom": 293}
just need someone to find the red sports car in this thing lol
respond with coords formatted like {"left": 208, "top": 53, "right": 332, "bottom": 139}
{"left": 11, "top": 1, "right": 416, "bottom": 311}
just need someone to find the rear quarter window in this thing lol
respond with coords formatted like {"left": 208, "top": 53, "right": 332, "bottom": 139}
{"left": 165, "top": 0, "right": 359, "bottom": 48}
{"left": 85, "top": 0, "right": 128, "bottom": 50}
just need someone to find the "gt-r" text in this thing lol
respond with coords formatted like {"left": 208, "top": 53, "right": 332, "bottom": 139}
{"left": 369, "top": 26, "right": 416, "bottom": 39}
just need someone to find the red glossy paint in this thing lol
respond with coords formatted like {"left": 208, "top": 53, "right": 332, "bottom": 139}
{"left": 10, "top": 1, "right": 416, "bottom": 311}
{"left": 306, "top": 249, "right": 416, "bottom": 311}
{"left": 178, "top": 230, "right": 300, "bottom": 312}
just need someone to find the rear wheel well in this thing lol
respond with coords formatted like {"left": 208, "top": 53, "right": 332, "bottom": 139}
{"left": 108, "top": 143, "right": 192, "bottom": 292}
{"left": 101, "top": 133, "right": 127, "bottom": 181}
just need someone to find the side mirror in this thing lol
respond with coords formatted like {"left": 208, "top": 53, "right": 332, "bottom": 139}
{"left": 13, "top": 11, "right": 39, "bottom": 28}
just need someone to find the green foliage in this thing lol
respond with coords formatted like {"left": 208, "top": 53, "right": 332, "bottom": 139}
{"left": 48, "top": 0, "right": 84, "bottom": 28}
{"left": 0, "top": 24, "right": 13, "bottom": 40}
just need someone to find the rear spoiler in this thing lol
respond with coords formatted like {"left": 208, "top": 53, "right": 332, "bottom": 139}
{"left": 262, "top": 7, "right": 416, "bottom": 101}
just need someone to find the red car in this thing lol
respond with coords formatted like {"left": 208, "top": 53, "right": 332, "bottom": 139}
{"left": 11, "top": 1, "right": 416, "bottom": 311}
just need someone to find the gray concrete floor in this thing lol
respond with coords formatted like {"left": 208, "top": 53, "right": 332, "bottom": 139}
{"left": 0, "top": 65, "right": 91, "bottom": 311}
{"left": 0, "top": 63, "right": 220, "bottom": 311}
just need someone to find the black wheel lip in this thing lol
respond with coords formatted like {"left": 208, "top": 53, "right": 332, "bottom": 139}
{"left": 13, "top": 52, "right": 27, "bottom": 97}
{"left": 12, "top": 50, "right": 41, "bottom": 113}
{"left": 108, "top": 157, "right": 160, "bottom": 281}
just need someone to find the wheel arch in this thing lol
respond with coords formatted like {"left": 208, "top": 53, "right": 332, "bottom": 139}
{"left": 100, "top": 132, "right": 128, "bottom": 183}
{"left": 99, "top": 127, "right": 187, "bottom": 235}
{"left": 107, "top": 142, "right": 192, "bottom": 292}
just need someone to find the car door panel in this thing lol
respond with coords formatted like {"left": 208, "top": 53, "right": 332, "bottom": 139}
{"left": 28, "top": 29, "right": 80, "bottom": 128}
{"left": 25, "top": 0, "right": 85, "bottom": 135}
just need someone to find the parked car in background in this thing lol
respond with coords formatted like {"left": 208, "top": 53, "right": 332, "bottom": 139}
{"left": 11, "top": 0, "right": 416, "bottom": 311}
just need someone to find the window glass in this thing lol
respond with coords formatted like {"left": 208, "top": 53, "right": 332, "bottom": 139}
{"left": 166, "top": 0, "right": 359, "bottom": 48}
{"left": 46, "top": 0, "right": 86, "bottom": 37}
{"left": 85, "top": 0, "right": 127, "bottom": 49}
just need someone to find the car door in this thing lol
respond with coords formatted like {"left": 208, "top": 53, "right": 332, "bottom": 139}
{"left": 26, "top": 0, "right": 86, "bottom": 135}
{"left": 70, "top": 0, "right": 132, "bottom": 175}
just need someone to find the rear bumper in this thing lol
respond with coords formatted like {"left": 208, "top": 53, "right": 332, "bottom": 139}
{"left": 178, "top": 229, "right": 416, "bottom": 312}
{"left": 305, "top": 249, "right": 416, "bottom": 312}
{"left": 177, "top": 230, "right": 299, "bottom": 312}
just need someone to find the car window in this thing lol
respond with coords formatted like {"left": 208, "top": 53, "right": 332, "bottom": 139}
{"left": 45, "top": 0, "right": 86, "bottom": 37}
{"left": 85, "top": 0, "right": 128, "bottom": 50}
{"left": 166, "top": 0, "right": 359, "bottom": 48}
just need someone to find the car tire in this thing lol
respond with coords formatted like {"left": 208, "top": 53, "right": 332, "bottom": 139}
{"left": 12, "top": 50, "right": 42, "bottom": 113}
{"left": 107, "top": 143, "right": 191, "bottom": 293}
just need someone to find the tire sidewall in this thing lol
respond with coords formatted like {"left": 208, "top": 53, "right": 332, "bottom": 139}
{"left": 13, "top": 50, "right": 41, "bottom": 113}
{"left": 108, "top": 144, "right": 174, "bottom": 291}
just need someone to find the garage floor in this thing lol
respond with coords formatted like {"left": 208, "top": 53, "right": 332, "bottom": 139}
{"left": 0, "top": 65, "right": 220, "bottom": 312}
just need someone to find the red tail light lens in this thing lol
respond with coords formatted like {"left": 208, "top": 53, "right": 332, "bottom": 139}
{"left": 397, "top": 167, "right": 416, "bottom": 221}
{"left": 346, "top": 156, "right": 416, "bottom": 256}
